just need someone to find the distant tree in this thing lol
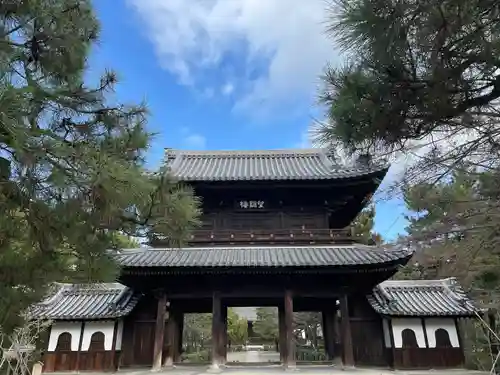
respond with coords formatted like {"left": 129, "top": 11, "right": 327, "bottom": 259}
{"left": 252, "top": 307, "right": 278, "bottom": 342}
{"left": 227, "top": 309, "right": 248, "bottom": 345}
{"left": 183, "top": 313, "right": 211, "bottom": 352}
{"left": 396, "top": 168, "right": 500, "bottom": 301}
{"left": 394, "top": 167, "right": 500, "bottom": 370}
{"left": 351, "top": 205, "right": 383, "bottom": 244}
{"left": 294, "top": 312, "right": 321, "bottom": 349}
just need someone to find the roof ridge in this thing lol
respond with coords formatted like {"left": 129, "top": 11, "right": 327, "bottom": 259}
{"left": 165, "top": 148, "right": 328, "bottom": 156}
{"left": 380, "top": 278, "right": 452, "bottom": 287}
{"left": 115, "top": 244, "right": 400, "bottom": 252}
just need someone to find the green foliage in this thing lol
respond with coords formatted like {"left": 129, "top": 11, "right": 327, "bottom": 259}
{"left": 227, "top": 308, "right": 248, "bottom": 345}
{"left": 351, "top": 204, "right": 383, "bottom": 244}
{"left": 0, "top": 0, "right": 200, "bottom": 333}
{"left": 317, "top": 0, "right": 500, "bottom": 167}
{"left": 396, "top": 167, "right": 500, "bottom": 369}
{"left": 294, "top": 312, "right": 322, "bottom": 349}
{"left": 252, "top": 307, "right": 278, "bottom": 342}
{"left": 183, "top": 313, "right": 211, "bottom": 353}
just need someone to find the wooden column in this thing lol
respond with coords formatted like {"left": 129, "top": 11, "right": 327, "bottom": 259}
{"left": 152, "top": 293, "right": 167, "bottom": 371}
{"left": 339, "top": 295, "right": 354, "bottom": 367}
{"left": 75, "top": 321, "right": 85, "bottom": 371}
{"left": 164, "top": 309, "right": 178, "bottom": 367}
{"left": 211, "top": 291, "right": 222, "bottom": 370}
{"left": 220, "top": 306, "right": 228, "bottom": 365}
{"left": 111, "top": 320, "right": 119, "bottom": 371}
{"left": 278, "top": 305, "right": 286, "bottom": 362}
{"left": 322, "top": 309, "right": 336, "bottom": 360}
{"left": 284, "top": 289, "right": 295, "bottom": 369}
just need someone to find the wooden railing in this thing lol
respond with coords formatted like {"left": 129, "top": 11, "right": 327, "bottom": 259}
{"left": 183, "top": 228, "right": 354, "bottom": 246}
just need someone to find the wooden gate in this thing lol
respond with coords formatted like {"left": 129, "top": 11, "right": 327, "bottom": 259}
{"left": 53, "top": 332, "right": 77, "bottom": 372}
{"left": 351, "top": 318, "right": 387, "bottom": 367}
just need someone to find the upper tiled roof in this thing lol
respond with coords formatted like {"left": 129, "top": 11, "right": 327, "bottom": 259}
{"left": 164, "top": 148, "right": 388, "bottom": 181}
{"left": 29, "top": 283, "right": 141, "bottom": 320}
{"left": 367, "top": 278, "right": 481, "bottom": 317}
{"left": 115, "top": 245, "right": 412, "bottom": 269}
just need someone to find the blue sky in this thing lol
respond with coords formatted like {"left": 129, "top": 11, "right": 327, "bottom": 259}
{"left": 89, "top": 0, "right": 408, "bottom": 240}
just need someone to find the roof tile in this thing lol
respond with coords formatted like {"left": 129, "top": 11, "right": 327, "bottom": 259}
{"left": 116, "top": 245, "right": 412, "bottom": 268}
{"left": 164, "top": 148, "right": 388, "bottom": 181}
{"left": 367, "top": 278, "right": 481, "bottom": 317}
{"left": 29, "top": 283, "right": 141, "bottom": 320}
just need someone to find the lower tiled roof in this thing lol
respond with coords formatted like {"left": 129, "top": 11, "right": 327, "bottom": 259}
{"left": 29, "top": 283, "right": 141, "bottom": 320}
{"left": 367, "top": 278, "right": 481, "bottom": 317}
{"left": 116, "top": 245, "right": 413, "bottom": 268}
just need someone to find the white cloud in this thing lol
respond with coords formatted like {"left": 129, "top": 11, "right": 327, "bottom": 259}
{"left": 221, "top": 82, "right": 234, "bottom": 96}
{"left": 183, "top": 133, "right": 207, "bottom": 149}
{"left": 127, "top": 0, "right": 339, "bottom": 116}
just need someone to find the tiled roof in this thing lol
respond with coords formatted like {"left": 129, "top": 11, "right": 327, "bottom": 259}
{"left": 115, "top": 245, "right": 413, "bottom": 269}
{"left": 164, "top": 148, "right": 388, "bottom": 181}
{"left": 367, "top": 278, "right": 481, "bottom": 317}
{"left": 29, "top": 283, "right": 141, "bottom": 320}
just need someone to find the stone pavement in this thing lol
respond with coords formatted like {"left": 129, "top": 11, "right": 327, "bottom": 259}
{"left": 48, "top": 365, "right": 489, "bottom": 375}
{"left": 227, "top": 351, "right": 281, "bottom": 363}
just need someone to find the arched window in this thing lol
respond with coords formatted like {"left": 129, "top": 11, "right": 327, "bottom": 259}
{"left": 88, "top": 331, "right": 105, "bottom": 351}
{"left": 55, "top": 332, "right": 72, "bottom": 351}
{"left": 401, "top": 328, "right": 419, "bottom": 348}
{"left": 435, "top": 328, "right": 452, "bottom": 348}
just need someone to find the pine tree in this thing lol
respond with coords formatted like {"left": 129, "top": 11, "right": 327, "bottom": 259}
{"left": 316, "top": 0, "right": 500, "bottom": 180}
{"left": 0, "top": 1, "right": 200, "bottom": 332}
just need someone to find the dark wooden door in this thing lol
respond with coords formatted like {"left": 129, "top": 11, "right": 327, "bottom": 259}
{"left": 351, "top": 319, "right": 387, "bottom": 367}
{"left": 132, "top": 322, "right": 155, "bottom": 366}
{"left": 54, "top": 332, "right": 77, "bottom": 372}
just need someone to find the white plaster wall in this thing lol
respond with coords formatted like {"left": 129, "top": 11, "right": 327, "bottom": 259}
{"left": 115, "top": 319, "right": 124, "bottom": 350}
{"left": 391, "top": 318, "right": 426, "bottom": 348}
{"left": 425, "top": 318, "right": 460, "bottom": 348}
{"left": 48, "top": 322, "right": 82, "bottom": 351}
{"left": 81, "top": 321, "right": 115, "bottom": 351}
{"left": 382, "top": 318, "right": 391, "bottom": 348}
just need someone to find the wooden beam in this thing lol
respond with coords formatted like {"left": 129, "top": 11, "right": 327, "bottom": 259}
{"left": 339, "top": 295, "right": 354, "bottom": 367}
{"left": 284, "top": 289, "right": 295, "bottom": 369}
{"left": 152, "top": 293, "right": 167, "bottom": 371}
{"left": 211, "top": 291, "right": 222, "bottom": 370}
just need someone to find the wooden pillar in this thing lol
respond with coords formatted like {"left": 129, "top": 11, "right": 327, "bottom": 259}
{"left": 387, "top": 318, "right": 396, "bottom": 369}
{"left": 211, "top": 291, "right": 222, "bottom": 370}
{"left": 220, "top": 306, "right": 228, "bottom": 365}
{"left": 284, "top": 289, "right": 295, "bottom": 369}
{"left": 75, "top": 321, "right": 85, "bottom": 371}
{"left": 152, "top": 293, "right": 167, "bottom": 371}
{"left": 111, "top": 320, "right": 119, "bottom": 371}
{"left": 339, "top": 295, "right": 354, "bottom": 367}
{"left": 278, "top": 305, "right": 286, "bottom": 362}
{"left": 421, "top": 318, "right": 429, "bottom": 348}
{"left": 164, "top": 309, "right": 178, "bottom": 367}
{"left": 322, "top": 309, "right": 336, "bottom": 360}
